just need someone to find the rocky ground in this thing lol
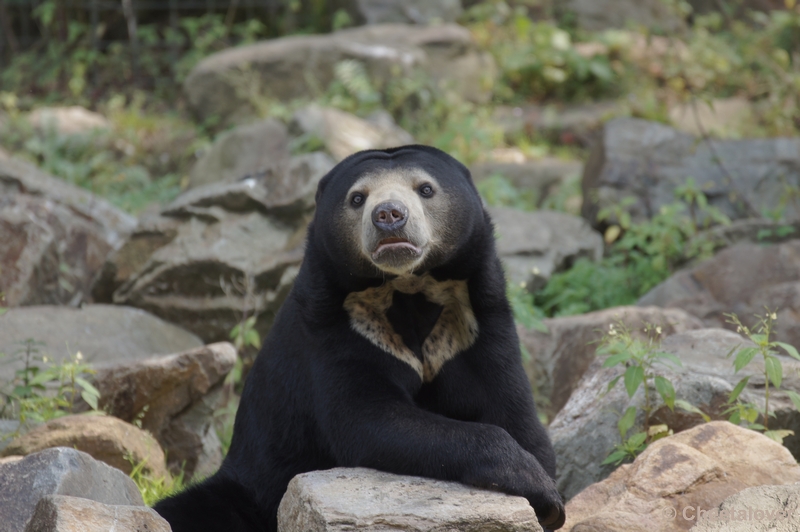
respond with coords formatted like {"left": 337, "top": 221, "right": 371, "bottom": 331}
{"left": 2, "top": 0, "right": 800, "bottom": 530}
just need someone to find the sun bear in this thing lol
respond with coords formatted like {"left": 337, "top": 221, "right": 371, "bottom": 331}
{"left": 154, "top": 145, "right": 565, "bottom": 531}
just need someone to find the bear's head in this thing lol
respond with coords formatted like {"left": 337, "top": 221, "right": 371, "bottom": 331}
{"left": 312, "top": 145, "right": 486, "bottom": 279}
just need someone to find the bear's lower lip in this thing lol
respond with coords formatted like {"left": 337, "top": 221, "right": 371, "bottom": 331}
{"left": 372, "top": 238, "right": 422, "bottom": 259}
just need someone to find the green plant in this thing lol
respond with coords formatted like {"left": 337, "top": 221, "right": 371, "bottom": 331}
{"left": 724, "top": 310, "right": 800, "bottom": 443}
{"left": 537, "top": 186, "right": 730, "bottom": 317}
{"left": 477, "top": 174, "right": 539, "bottom": 211}
{"left": 466, "top": 4, "right": 621, "bottom": 103}
{"left": 129, "top": 458, "right": 186, "bottom": 507}
{"left": 598, "top": 321, "right": 681, "bottom": 465}
{"left": 0, "top": 341, "right": 101, "bottom": 427}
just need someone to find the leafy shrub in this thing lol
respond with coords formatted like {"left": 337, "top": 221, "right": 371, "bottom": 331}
{"left": 466, "top": 3, "right": 621, "bottom": 103}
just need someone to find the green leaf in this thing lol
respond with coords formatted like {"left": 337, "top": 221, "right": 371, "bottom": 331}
{"left": 601, "top": 450, "right": 628, "bottom": 466}
{"left": 603, "top": 352, "right": 633, "bottom": 368}
{"left": 728, "top": 410, "right": 741, "bottom": 425}
{"left": 764, "top": 430, "right": 795, "bottom": 444}
{"left": 733, "top": 347, "right": 759, "bottom": 372}
{"left": 786, "top": 390, "right": 800, "bottom": 412}
{"left": 774, "top": 342, "right": 800, "bottom": 362}
{"left": 75, "top": 377, "right": 100, "bottom": 398}
{"left": 765, "top": 356, "right": 783, "bottom": 388}
{"left": 675, "top": 399, "right": 711, "bottom": 422}
{"left": 618, "top": 406, "right": 637, "bottom": 438}
{"left": 624, "top": 366, "right": 644, "bottom": 397}
{"left": 654, "top": 376, "right": 676, "bottom": 410}
{"left": 81, "top": 390, "right": 99, "bottom": 410}
{"left": 626, "top": 431, "right": 647, "bottom": 449}
{"left": 728, "top": 377, "right": 750, "bottom": 403}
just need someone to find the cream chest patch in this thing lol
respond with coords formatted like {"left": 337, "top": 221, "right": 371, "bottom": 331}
{"left": 343, "top": 275, "right": 479, "bottom": 382}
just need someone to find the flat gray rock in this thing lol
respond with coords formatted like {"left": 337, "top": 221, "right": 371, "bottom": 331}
{"left": 278, "top": 467, "right": 543, "bottom": 532}
{"left": 489, "top": 207, "right": 603, "bottom": 291}
{"left": 0, "top": 447, "right": 143, "bottom": 532}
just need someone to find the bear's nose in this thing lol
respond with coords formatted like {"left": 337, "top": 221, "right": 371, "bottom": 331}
{"left": 372, "top": 201, "right": 408, "bottom": 231}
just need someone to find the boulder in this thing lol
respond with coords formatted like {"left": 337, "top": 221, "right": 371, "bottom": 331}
{"left": 92, "top": 342, "right": 237, "bottom": 480}
{"left": 98, "top": 193, "right": 306, "bottom": 344}
{"left": 555, "top": 0, "right": 685, "bottom": 31}
{"left": 492, "top": 101, "right": 625, "bottom": 147}
{"left": 489, "top": 207, "right": 603, "bottom": 291}
{"left": 638, "top": 240, "right": 800, "bottom": 349}
{"left": 184, "top": 24, "right": 496, "bottom": 125}
{"left": 93, "top": 151, "right": 331, "bottom": 342}
{"left": 291, "top": 105, "right": 413, "bottom": 161}
{"left": 0, "top": 305, "right": 203, "bottom": 383}
{"left": 0, "top": 158, "right": 136, "bottom": 307}
{"left": 26, "top": 495, "right": 170, "bottom": 532}
{"left": 690, "top": 483, "right": 800, "bottom": 532}
{"left": 550, "top": 328, "right": 800, "bottom": 500}
{"left": 519, "top": 306, "right": 703, "bottom": 420}
{"left": 188, "top": 118, "right": 290, "bottom": 188}
{"left": 0, "top": 447, "right": 143, "bottom": 532}
{"left": 277, "top": 468, "right": 543, "bottom": 532}
{"left": 562, "top": 422, "right": 800, "bottom": 531}
{"left": 27, "top": 106, "right": 111, "bottom": 136}
{"left": 349, "top": 0, "right": 463, "bottom": 25}
{"left": 1, "top": 414, "right": 167, "bottom": 479}
{"left": 581, "top": 118, "right": 800, "bottom": 228}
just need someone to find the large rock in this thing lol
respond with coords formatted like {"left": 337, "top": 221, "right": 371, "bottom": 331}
{"left": 277, "top": 468, "right": 543, "bottom": 532}
{"left": 555, "top": 0, "right": 685, "bottom": 31}
{"left": 27, "top": 106, "right": 111, "bottom": 136}
{"left": 519, "top": 306, "right": 703, "bottom": 420}
{"left": 0, "top": 158, "right": 136, "bottom": 307}
{"left": 26, "top": 495, "right": 170, "bottom": 532}
{"left": 550, "top": 328, "right": 800, "bottom": 500}
{"left": 581, "top": 118, "right": 800, "bottom": 228}
{"left": 291, "top": 106, "right": 413, "bottom": 161}
{"left": 638, "top": 241, "right": 800, "bottom": 349}
{"left": 96, "top": 176, "right": 314, "bottom": 343}
{"left": 562, "top": 422, "right": 800, "bottom": 531}
{"left": 1, "top": 414, "right": 167, "bottom": 479}
{"left": 349, "top": 0, "right": 463, "bottom": 25}
{"left": 185, "top": 24, "right": 496, "bottom": 125}
{"left": 0, "top": 447, "right": 143, "bottom": 532}
{"left": 0, "top": 305, "right": 202, "bottom": 383}
{"left": 93, "top": 342, "right": 237, "bottom": 480}
{"left": 188, "top": 118, "right": 290, "bottom": 188}
{"left": 489, "top": 207, "right": 603, "bottom": 291}
{"left": 690, "top": 483, "right": 800, "bottom": 532}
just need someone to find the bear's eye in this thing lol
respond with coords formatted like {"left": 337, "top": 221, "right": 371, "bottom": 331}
{"left": 419, "top": 184, "right": 434, "bottom": 197}
{"left": 350, "top": 193, "right": 365, "bottom": 207}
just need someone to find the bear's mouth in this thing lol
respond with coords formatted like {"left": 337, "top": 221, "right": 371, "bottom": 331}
{"left": 372, "top": 237, "right": 422, "bottom": 260}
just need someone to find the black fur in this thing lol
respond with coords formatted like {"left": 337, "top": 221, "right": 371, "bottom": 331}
{"left": 154, "top": 145, "right": 565, "bottom": 531}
